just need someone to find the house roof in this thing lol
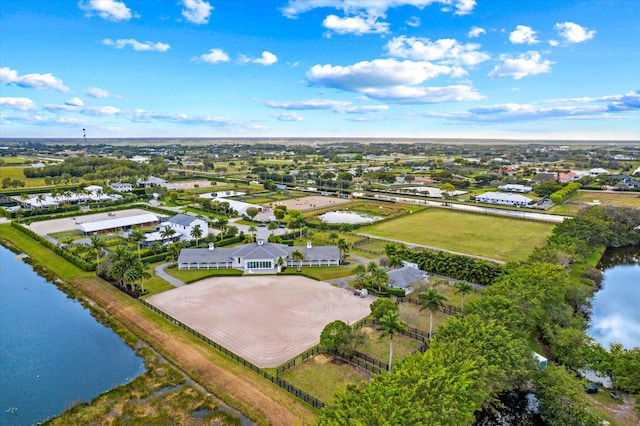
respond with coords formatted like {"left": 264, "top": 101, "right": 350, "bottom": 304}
{"left": 178, "top": 241, "right": 340, "bottom": 264}
{"left": 168, "top": 213, "right": 199, "bottom": 227}
{"left": 476, "top": 192, "right": 532, "bottom": 203}
{"left": 77, "top": 213, "right": 159, "bottom": 233}
{"left": 388, "top": 265, "right": 426, "bottom": 289}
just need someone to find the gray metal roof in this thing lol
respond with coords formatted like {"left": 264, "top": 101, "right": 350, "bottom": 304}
{"left": 178, "top": 241, "right": 340, "bottom": 264}
{"left": 388, "top": 265, "right": 427, "bottom": 289}
{"left": 296, "top": 245, "right": 340, "bottom": 261}
{"left": 178, "top": 247, "right": 233, "bottom": 264}
{"left": 169, "top": 213, "right": 199, "bottom": 227}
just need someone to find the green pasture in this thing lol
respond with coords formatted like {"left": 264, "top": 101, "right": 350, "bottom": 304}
{"left": 359, "top": 209, "right": 554, "bottom": 262}
{"left": 279, "top": 354, "right": 369, "bottom": 405}
{"left": 0, "top": 167, "right": 48, "bottom": 187}
{"left": 281, "top": 265, "right": 355, "bottom": 280}
{"left": 358, "top": 325, "right": 423, "bottom": 363}
{"left": 398, "top": 302, "right": 450, "bottom": 334}
{"left": 549, "top": 190, "right": 640, "bottom": 215}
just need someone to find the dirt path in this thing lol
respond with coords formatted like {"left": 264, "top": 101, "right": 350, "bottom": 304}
{"left": 72, "top": 277, "right": 317, "bottom": 425}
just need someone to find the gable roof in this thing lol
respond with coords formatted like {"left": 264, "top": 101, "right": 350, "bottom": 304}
{"left": 388, "top": 265, "right": 427, "bottom": 289}
{"left": 168, "top": 213, "right": 199, "bottom": 227}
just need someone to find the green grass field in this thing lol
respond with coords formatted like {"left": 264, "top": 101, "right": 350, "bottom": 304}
{"left": 165, "top": 266, "right": 243, "bottom": 283}
{"left": 550, "top": 190, "right": 640, "bottom": 215}
{"left": 360, "top": 209, "right": 554, "bottom": 262}
{"left": 279, "top": 354, "right": 369, "bottom": 404}
{"left": 359, "top": 326, "right": 423, "bottom": 364}
{"left": 0, "top": 166, "right": 48, "bottom": 187}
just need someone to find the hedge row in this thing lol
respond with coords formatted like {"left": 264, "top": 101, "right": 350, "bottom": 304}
{"left": 216, "top": 235, "right": 244, "bottom": 247}
{"left": 11, "top": 221, "right": 95, "bottom": 271}
{"left": 550, "top": 182, "right": 581, "bottom": 204}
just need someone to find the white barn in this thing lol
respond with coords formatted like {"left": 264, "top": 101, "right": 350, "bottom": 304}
{"left": 475, "top": 192, "right": 532, "bottom": 207}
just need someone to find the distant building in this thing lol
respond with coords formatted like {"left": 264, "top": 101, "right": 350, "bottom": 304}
{"left": 110, "top": 182, "right": 133, "bottom": 192}
{"left": 178, "top": 226, "right": 340, "bottom": 273}
{"left": 497, "top": 184, "right": 532, "bottom": 193}
{"left": 137, "top": 176, "right": 173, "bottom": 189}
{"left": 475, "top": 192, "right": 532, "bottom": 207}
{"left": 589, "top": 168, "right": 609, "bottom": 176}
{"left": 387, "top": 261, "right": 428, "bottom": 292}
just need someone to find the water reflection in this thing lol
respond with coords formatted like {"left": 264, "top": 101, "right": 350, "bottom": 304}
{"left": 474, "top": 391, "right": 545, "bottom": 425}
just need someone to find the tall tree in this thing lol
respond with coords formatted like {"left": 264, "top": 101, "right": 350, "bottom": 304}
{"left": 353, "top": 264, "right": 367, "bottom": 289}
{"left": 160, "top": 225, "right": 176, "bottom": 243}
{"left": 267, "top": 221, "right": 278, "bottom": 235}
{"left": 455, "top": 281, "right": 473, "bottom": 310}
{"left": 419, "top": 288, "right": 448, "bottom": 337}
{"left": 90, "top": 235, "right": 106, "bottom": 266}
{"left": 377, "top": 310, "right": 407, "bottom": 371}
{"left": 190, "top": 224, "right": 203, "bottom": 245}
{"left": 291, "top": 249, "right": 305, "bottom": 272}
{"left": 337, "top": 238, "right": 350, "bottom": 262}
{"left": 129, "top": 227, "right": 146, "bottom": 258}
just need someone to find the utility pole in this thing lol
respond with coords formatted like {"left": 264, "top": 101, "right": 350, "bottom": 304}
{"left": 83, "top": 128, "right": 89, "bottom": 166}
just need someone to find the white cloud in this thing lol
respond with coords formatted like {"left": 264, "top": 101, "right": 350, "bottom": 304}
{"left": 78, "top": 0, "right": 134, "bottom": 21}
{"left": 554, "top": 22, "right": 596, "bottom": 43}
{"left": 65, "top": 97, "right": 84, "bottom": 107}
{"left": 253, "top": 51, "right": 278, "bottom": 66}
{"left": 271, "top": 112, "right": 304, "bottom": 121}
{"left": 509, "top": 25, "right": 539, "bottom": 44}
{"left": 181, "top": 0, "right": 213, "bottom": 25}
{"left": 103, "top": 38, "right": 170, "bottom": 52}
{"left": 488, "top": 51, "right": 553, "bottom": 79}
{"left": 361, "top": 84, "right": 483, "bottom": 103}
{"left": 322, "top": 14, "right": 389, "bottom": 35}
{"left": 307, "top": 58, "right": 452, "bottom": 91}
{"left": 406, "top": 16, "right": 421, "bottom": 27}
{"left": 239, "top": 51, "right": 278, "bottom": 66}
{"left": 197, "top": 48, "right": 230, "bottom": 64}
{"left": 0, "top": 97, "right": 36, "bottom": 111}
{"left": 385, "top": 36, "right": 490, "bottom": 66}
{"left": 87, "top": 87, "right": 118, "bottom": 98}
{"left": 0, "top": 67, "right": 70, "bottom": 92}
{"left": 282, "top": 0, "right": 475, "bottom": 18}
{"left": 266, "top": 99, "right": 352, "bottom": 110}
{"left": 468, "top": 26, "right": 485, "bottom": 38}
{"left": 548, "top": 39, "right": 559, "bottom": 47}
{"left": 82, "top": 105, "right": 121, "bottom": 116}
{"left": 266, "top": 98, "right": 389, "bottom": 113}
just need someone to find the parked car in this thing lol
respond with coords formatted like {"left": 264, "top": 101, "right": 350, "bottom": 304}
{"left": 585, "top": 382, "right": 598, "bottom": 394}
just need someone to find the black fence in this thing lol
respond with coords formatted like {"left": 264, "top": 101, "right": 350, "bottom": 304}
{"left": 140, "top": 300, "right": 326, "bottom": 410}
{"left": 396, "top": 296, "right": 462, "bottom": 316}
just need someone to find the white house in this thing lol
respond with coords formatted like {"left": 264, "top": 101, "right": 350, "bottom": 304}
{"left": 77, "top": 213, "right": 159, "bottom": 235}
{"left": 110, "top": 182, "right": 133, "bottom": 192}
{"left": 589, "top": 168, "right": 609, "bottom": 176}
{"left": 178, "top": 226, "right": 340, "bottom": 273}
{"left": 497, "top": 184, "right": 532, "bottom": 193}
{"left": 475, "top": 192, "right": 532, "bottom": 207}
{"left": 163, "top": 213, "right": 208, "bottom": 241}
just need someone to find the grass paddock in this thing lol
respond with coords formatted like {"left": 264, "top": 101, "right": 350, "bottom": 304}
{"left": 360, "top": 208, "right": 553, "bottom": 261}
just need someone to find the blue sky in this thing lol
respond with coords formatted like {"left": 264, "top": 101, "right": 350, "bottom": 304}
{"left": 1, "top": 0, "right": 638, "bottom": 140}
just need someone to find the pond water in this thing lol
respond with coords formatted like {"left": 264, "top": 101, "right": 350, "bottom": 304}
{"left": 0, "top": 245, "right": 145, "bottom": 425}
{"left": 587, "top": 246, "right": 640, "bottom": 349}
{"left": 319, "top": 211, "right": 383, "bottom": 224}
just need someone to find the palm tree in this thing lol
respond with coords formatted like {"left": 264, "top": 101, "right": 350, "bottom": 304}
{"left": 318, "top": 222, "right": 329, "bottom": 242}
{"left": 267, "top": 221, "right": 278, "bottom": 235}
{"left": 419, "top": 288, "right": 448, "bottom": 338}
{"left": 216, "top": 217, "right": 228, "bottom": 236}
{"left": 378, "top": 310, "right": 407, "bottom": 371}
{"left": 289, "top": 215, "right": 305, "bottom": 239}
{"left": 90, "top": 235, "right": 106, "bottom": 266}
{"left": 353, "top": 264, "right": 367, "bottom": 288}
{"left": 455, "top": 281, "right": 473, "bottom": 310}
{"left": 160, "top": 225, "right": 176, "bottom": 244}
{"left": 337, "top": 238, "right": 349, "bottom": 263}
{"left": 248, "top": 225, "right": 257, "bottom": 236}
{"left": 190, "top": 224, "right": 203, "bottom": 245}
{"left": 129, "top": 227, "right": 146, "bottom": 259}
{"left": 388, "top": 255, "right": 404, "bottom": 269}
{"left": 291, "top": 249, "right": 305, "bottom": 272}
{"left": 370, "top": 264, "right": 390, "bottom": 292}
{"left": 329, "top": 231, "right": 339, "bottom": 244}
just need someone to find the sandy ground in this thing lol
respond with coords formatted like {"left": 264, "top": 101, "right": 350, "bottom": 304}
{"left": 147, "top": 276, "right": 372, "bottom": 368}
{"left": 29, "top": 208, "right": 165, "bottom": 236}
{"left": 271, "top": 195, "right": 351, "bottom": 213}
{"left": 171, "top": 180, "right": 221, "bottom": 190}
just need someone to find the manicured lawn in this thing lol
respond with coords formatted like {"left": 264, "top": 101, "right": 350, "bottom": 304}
{"left": 165, "top": 266, "right": 243, "bottom": 283}
{"left": 281, "top": 265, "right": 355, "bottom": 280}
{"left": 360, "top": 208, "right": 554, "bottom": 262}
{"left": 279, "top": 354, "right": 369, "bottom": 404}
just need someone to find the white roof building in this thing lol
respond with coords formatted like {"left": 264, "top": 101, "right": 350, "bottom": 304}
{"left": 589, "top": 168, "right": 609, "bottom": 176}
{"left": 476, "top": 192, "right": 532, "bottom": 207}
{"left": 497, "top": 184, "right": 532, "bottom": 193}
{"left": 77, "top": 213, "right": 159, "bottom": 234}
